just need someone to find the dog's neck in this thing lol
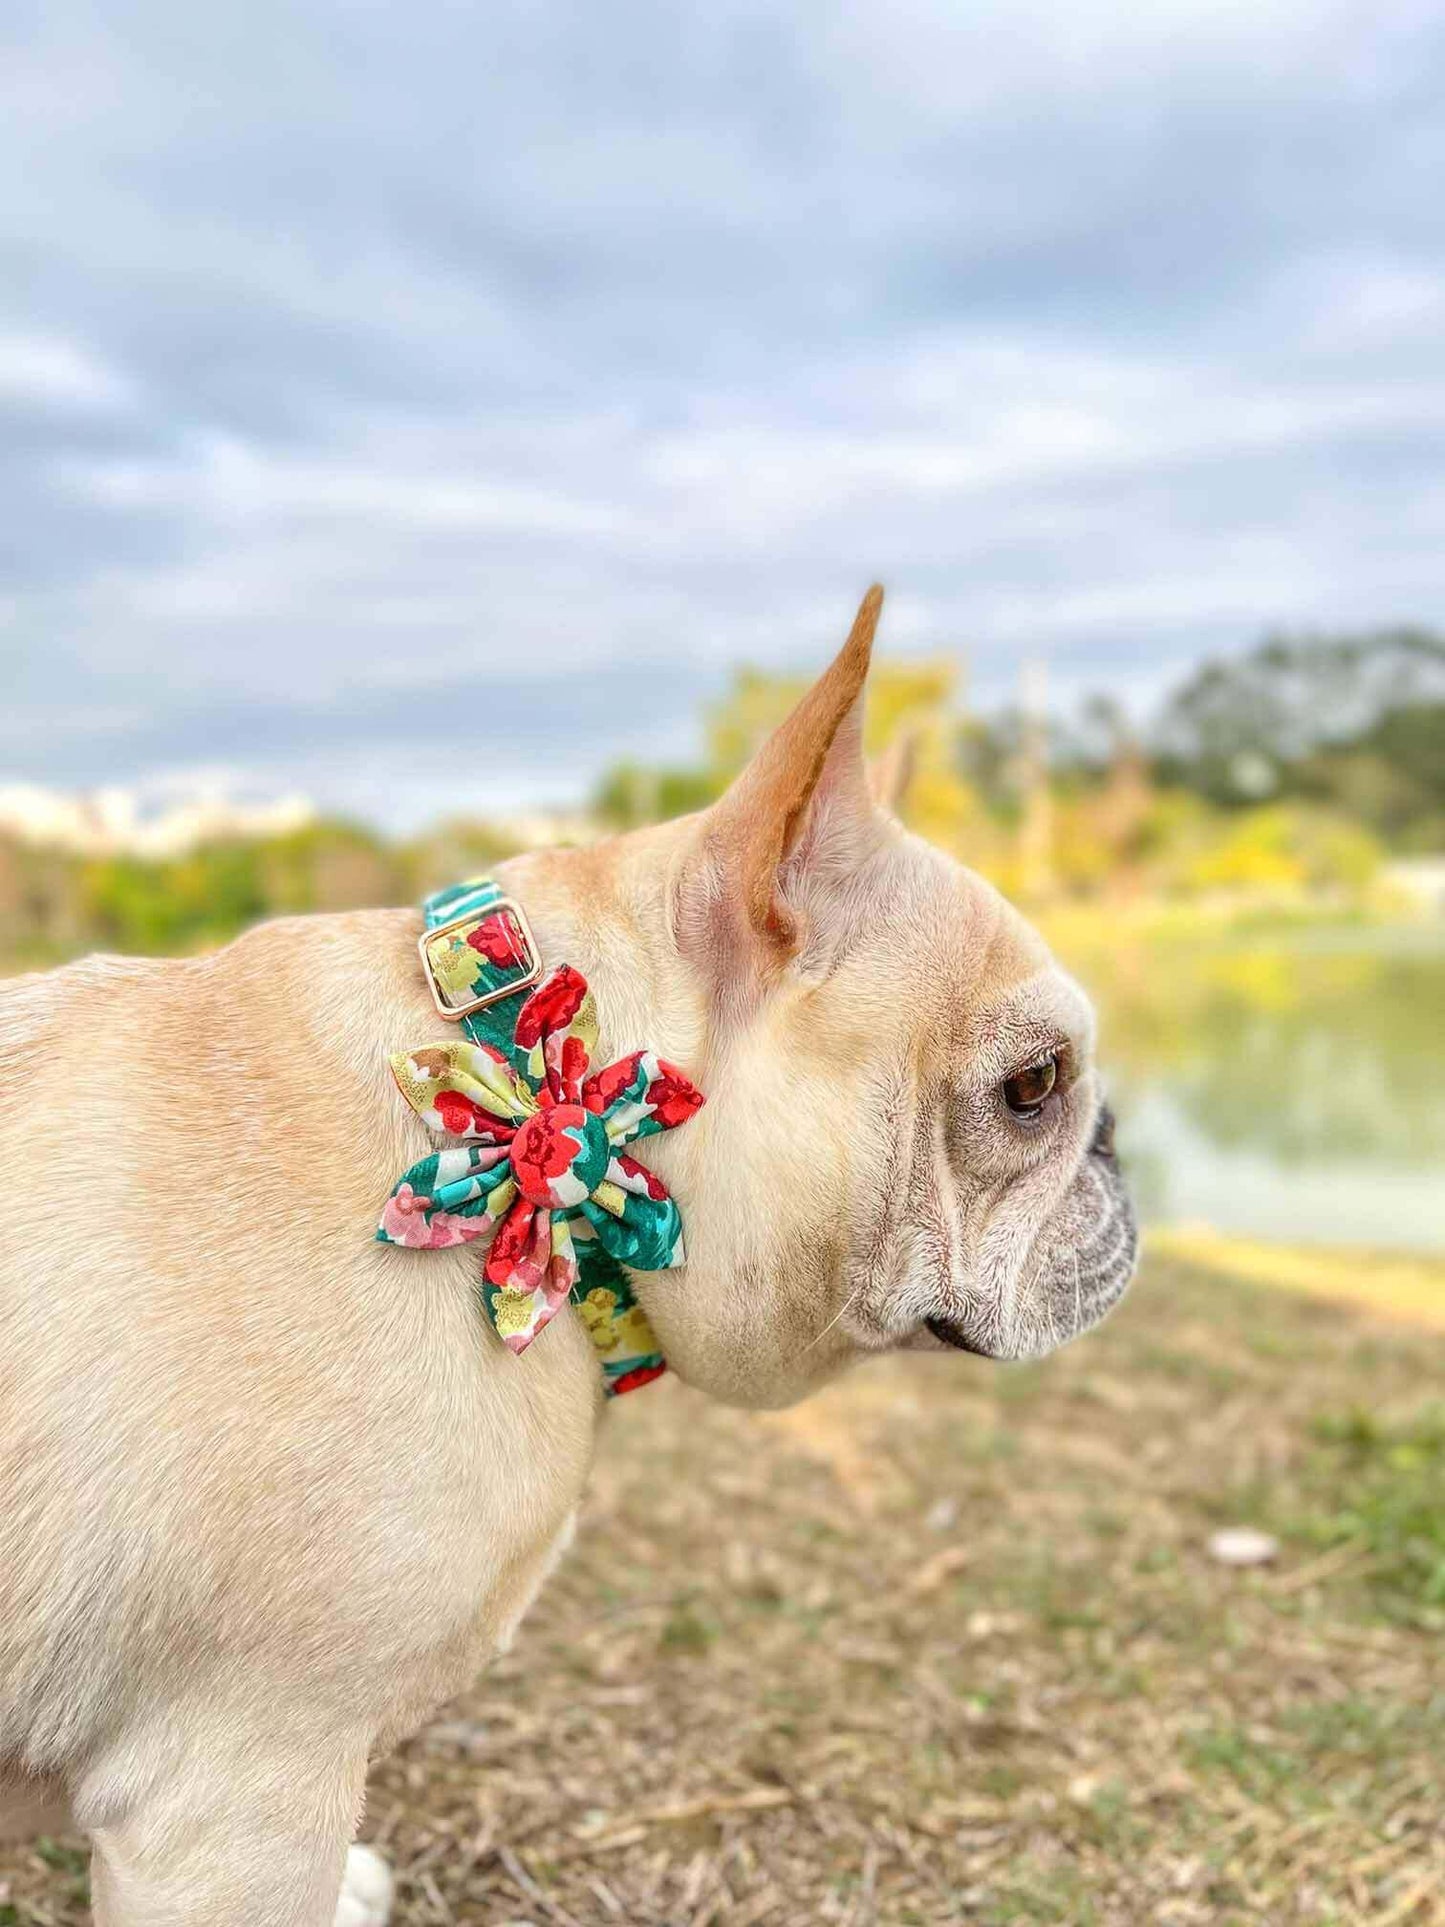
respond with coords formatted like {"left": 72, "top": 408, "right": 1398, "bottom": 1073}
{"left": 380, "top": 833, "right": 720, "bottom": 1394}
{"left": 493, "top": 826, "right": 712, "bottom": 1088}
{"left": 466, "top": 826, "right": 871, "bottom": 1413}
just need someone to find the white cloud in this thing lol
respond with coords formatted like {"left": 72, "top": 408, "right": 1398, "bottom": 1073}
{"left": 2, "top": 0, "right": 1443, "bottom": 823}
{"left": 0, "top": 333, "right": 132, "bottom": 409}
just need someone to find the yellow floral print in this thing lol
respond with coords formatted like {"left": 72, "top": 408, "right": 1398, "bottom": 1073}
{"left": 491, "top": 1284, "right": 537, "bottom": 1340}
{"left": 613, "top": 1307, "right": 658, "bottom": 1355}
{"left": 577, "top": 1286, "right": 622, "bottom": 1352}
{"left": 425, "top": 933, "right": 484, "bottom": 1000}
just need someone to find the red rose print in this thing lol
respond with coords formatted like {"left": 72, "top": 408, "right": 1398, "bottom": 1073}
{"left": 556, "top": 1034, "right": 588, "bottom": 1100}
{"left": 511, "top": 1109, "right": 575, "bottom": 1196}
{"left": 649, "top": 1064, "right": 704, "bottom": 1128}
{"left": 515, "top": 965, "right": 587, "bottom": 1050}
{"left": 484, "top": 1195, "right": 536, "bottom": 1282}
{"left": 583, "top": 1051, "right": 642, "bottom": 1113}
{"left": 466, "top": 910, "right": 526, "bottom": 968}
{"left": 434, "top": 1089, "right": 515, "bottom": 1139}
{"left": 616, "top": 1152, "right": 668, "bottom": 1201}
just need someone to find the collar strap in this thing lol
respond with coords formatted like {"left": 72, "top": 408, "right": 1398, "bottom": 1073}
{"left": 377, "top": 877, "right": 704, "bottom": 1398}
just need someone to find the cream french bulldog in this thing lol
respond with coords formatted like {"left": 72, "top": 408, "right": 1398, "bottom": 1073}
{"left": 0, "top": 588, "right": 1135, "bottom": 1925}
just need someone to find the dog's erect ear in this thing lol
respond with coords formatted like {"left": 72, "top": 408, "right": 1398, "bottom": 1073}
{"left": 869, "top": 724, "right": 919, "bottom": 818}
{"left": 678, "top": 586, "right": 886, "bottom": 981}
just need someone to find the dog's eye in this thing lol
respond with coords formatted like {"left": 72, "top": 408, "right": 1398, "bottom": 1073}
{"left": 1002, "top": 1054, "right": 1057, "bottom": 1120}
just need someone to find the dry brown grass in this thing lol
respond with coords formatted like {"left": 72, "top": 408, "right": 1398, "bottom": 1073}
{"left": 4, "top": 1251, "right": 1444, "bottom": 1925}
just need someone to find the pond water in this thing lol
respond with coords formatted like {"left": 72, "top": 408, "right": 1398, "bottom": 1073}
{"left": 1060, "top": 921, "right": 1444, "bottom": 1255}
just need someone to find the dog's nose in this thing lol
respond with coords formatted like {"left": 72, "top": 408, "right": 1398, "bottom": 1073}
{"left": 1090, "top": 1104, "right": 1117, "bottom": 1161}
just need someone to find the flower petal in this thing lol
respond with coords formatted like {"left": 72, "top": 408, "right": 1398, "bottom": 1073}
{"left": 585, "top": 1051, "right": 705, "bottom": 1145}
{"left": 482, "top": 1204, "right": 580, "bottom": 1353}
{"left": 389, "top": 1040, "right": 535, "bottom": 1139}
{"left": 376, "top": 1148, "right": 514, "bottom": 1248}
{"left": 483, "top": 1193, "right": 543, "bottom": 1291}
{"left": 583, "top": 1155, "right": 686, "bottom": 1271}
{"left": 514, "top": 965, "right": 598, "bottom": 1103}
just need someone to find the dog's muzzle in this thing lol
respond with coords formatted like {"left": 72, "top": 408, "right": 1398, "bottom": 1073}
{"left": 926, "top": 1101, "right": 1136, "bottom": 1361}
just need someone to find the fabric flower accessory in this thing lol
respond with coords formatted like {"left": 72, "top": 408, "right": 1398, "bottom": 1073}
{"left": 378, "top": 963, "right": 704, "bottom": 1358}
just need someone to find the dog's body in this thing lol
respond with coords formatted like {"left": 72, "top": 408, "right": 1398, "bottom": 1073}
{"left": 0, "top": 592, "right": 1135, "bottom": 1923}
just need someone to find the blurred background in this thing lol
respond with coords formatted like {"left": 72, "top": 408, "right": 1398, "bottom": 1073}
{"left": 2, "top": 4, "right": 1443, "bottom": 1923}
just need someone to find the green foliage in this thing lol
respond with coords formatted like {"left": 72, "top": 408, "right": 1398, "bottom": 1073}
{"left": 405, "top": 816, "right": 525, "bottom": 898}
{"left": 587, "top": 624, "right": 1440, "bottom": 905}
{"left": 76, "top": 842, "right": 266, "bottom": 952}
{"left": 3, "top": 626, "right": 1440, "bottom": 971}
{"left": 0, "top": 819, "right": 407, "bottom": 966}
{"left": 592, "top": 762, "right": 720, "bottom": 831}
{"left": 255, "top": 821, "right": 397, "bottom": 915}
{"left": 1154, "top": 627, "right": 1445, "bottom": 835}
{"left": 1297, "top": 1404, "right": 1445, "bottom": 1618}
{"left": 33, "top": 1838, "right": 89, "bottom": 1909}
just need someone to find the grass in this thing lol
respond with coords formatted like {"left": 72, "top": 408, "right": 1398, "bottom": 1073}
{"left": 3, "top": 1250, "right": 1445, "bottom": 1924}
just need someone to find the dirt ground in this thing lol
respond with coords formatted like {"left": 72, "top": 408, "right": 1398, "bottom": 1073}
{"left": 3, "top": 1250, "right": 1443, "bottom": 1926}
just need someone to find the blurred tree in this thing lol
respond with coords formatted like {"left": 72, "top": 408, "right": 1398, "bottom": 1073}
{"left": 1, "top": 820, "right": 408, "bottom": 965}
{"left": 1296, "top": 702, "right": 1445, "bottom": 852}
{"left": 592, "top": 764, "right": 719, "bottom": 832}
{"left": 593, "top": 657, "right": 985, "bottom": 853}
{"left": 1153, "top": 628, "right": 1445, "bottom": 837}
{"left": 1185, "top": 803, "right": 1383, "bottom": 897}
{"left": 76, "top": 844, "right": 267, "bottom": 953}
{"left": 258, "top": 821, "right": 398, "bottom": 915}
{"left": 405, "top": 818, "right": 525, "bottom": 898}
{"left": 6, "top": 629, "right": 1437, "bottom": 975}
{"left": 0, "top": 835, "right": 74, "bottom": 960}
{"left": 704, "top": 658, "right": 965, "bottom": 777}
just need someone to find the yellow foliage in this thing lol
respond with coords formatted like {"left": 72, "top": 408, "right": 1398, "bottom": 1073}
{"left": 707, "top": 658, "right": 959, "bottom": 774}
{"left": 707, "top": 658, "right": 984, "bottom": 859}
{"left": 1186, "top": 804, "right": 1383, "bottom": 896}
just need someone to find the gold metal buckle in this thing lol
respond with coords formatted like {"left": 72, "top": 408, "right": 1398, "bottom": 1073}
{"left": 417, "top": 896, "right": 543, "bottom": 1021}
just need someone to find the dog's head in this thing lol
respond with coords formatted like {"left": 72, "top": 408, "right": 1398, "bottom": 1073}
{"left": 568, "top": 588, "right": 1137, "bottom": 1407}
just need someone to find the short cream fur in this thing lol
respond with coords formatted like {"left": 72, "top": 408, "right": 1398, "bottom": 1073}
{"left": 0, "top": 589, "right": 1135, "bottom": 1924}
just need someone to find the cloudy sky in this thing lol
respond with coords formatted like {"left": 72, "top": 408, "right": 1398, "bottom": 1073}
{"left": 3, "top": 1, "right": 1443, "bottom": 827}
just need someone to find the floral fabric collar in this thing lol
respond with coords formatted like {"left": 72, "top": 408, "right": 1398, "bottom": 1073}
{"left": 378, "top": 879, "right": 704, "bottom": 1396}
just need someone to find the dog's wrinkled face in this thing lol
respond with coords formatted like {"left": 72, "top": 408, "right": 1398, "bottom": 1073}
{"left": 802, "top": 837, "right": 1137, "bottom": 1368}
{"left": 635, "top": 589, "right": 1137, "bottom": 1408}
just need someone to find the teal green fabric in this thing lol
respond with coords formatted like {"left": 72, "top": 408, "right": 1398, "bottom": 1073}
{"left": 380, "top": 878, "right": 692, "bottom": 1397}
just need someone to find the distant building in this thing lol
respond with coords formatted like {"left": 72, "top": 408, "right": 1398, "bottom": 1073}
{"left": 0, "top": 781, "right": 316, "bottom": 858}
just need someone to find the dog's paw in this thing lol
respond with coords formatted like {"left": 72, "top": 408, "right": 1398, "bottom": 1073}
{"left": 333, "top": 1843, "right": 393, "bottom": 1927}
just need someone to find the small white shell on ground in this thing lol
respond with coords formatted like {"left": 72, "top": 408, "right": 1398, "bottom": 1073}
{"left": 1207, "top": 1527, "right": 1280, "bottom": 1567}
